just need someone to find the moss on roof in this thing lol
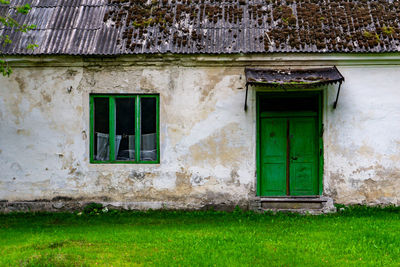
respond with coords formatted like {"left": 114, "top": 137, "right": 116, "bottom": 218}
{"left": 104, "top": 0, "right": 400, "bottom": 53}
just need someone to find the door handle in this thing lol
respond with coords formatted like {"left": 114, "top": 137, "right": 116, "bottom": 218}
{"left": 291, "top": 156, "right": 298, "bottom": 160}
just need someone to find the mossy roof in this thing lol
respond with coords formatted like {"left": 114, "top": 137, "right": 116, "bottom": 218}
{"left": 1, "top": 0, "right": 400, "bottom": 55}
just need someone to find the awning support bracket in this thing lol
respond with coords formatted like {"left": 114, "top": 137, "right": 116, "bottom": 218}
{"left": 333, "top": 81, "right": 343, "bottom": 109}
{"left": 244, "top": 83, "right": 249, "bottom": 111}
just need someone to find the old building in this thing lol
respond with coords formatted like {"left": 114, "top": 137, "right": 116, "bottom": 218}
{"left": 0, "top": 0, "right": 399, "bottom": 212}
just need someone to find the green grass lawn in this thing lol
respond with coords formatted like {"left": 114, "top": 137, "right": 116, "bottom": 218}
{"left": 0, "top": 206, "right": 399, "bottom": 267}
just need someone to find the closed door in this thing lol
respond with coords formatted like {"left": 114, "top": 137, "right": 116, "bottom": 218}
{"left": 260, "top": 117, "right": 318, "bottom": 196}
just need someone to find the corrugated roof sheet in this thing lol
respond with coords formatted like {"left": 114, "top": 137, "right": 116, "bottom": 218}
{"left": 1, "top": 0, "right": 400, "bottom": 55}
{"left": 245, "top": 67, "right": 344, "bottom": 87}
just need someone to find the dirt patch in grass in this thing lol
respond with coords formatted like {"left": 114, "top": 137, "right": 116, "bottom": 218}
{"left": 20, "top": 252, "right": 86, "bottom": 267}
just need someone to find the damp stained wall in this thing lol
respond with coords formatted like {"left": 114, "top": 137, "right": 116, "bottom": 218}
{"left": 0, "top": 63, "right": 255, "bottom": 208}
{"left": 324, "top": 66, "right": 400, "bottom": 205}
{"left": 0, "top": 56, "right": 399, "bottom": 207}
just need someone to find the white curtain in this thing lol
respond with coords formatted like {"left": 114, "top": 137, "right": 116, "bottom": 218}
{"left": 115, "top": 135, "right": 122, "bottom": 158}
{"left": 96, "top": 133, "right": 121, "bottom": 161}
{"left": 96, "top": 132, "right": 109, "bottom": 161}
{"left": 128, "top": 135, "right": 135, "bottom": 160}
{"left": 141, "top": 133, "right": 157, "bottom": 161}
{"left": 97, "top": 133, "right": 155, "bottom": 161}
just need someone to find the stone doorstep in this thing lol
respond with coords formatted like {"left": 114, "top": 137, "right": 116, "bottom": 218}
{"left": 253, "top": 196, "right": 336, "bottom": 214}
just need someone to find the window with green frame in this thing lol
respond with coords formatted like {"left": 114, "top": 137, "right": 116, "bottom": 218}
{"left": 90, "top": 94, "right": 160, "bottom": 164}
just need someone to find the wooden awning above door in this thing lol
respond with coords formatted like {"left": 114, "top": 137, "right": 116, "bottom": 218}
{"left": 244, "top": 67, "right": 345, "bottom": 110}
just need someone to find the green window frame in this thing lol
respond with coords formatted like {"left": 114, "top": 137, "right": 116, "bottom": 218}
{"left": 90, "top": 94, "right": 160, "bottom": 164}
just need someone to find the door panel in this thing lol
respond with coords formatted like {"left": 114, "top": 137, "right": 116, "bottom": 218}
{"left": 260, "top": 118, "right": 287, "bottom": 196}
{"left": 289, "top": 118, "right": 318, "bottom": 195}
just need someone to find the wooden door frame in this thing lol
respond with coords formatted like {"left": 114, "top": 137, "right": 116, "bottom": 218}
{"left": 256, "top": 91, "right": 324, "bottom": 197}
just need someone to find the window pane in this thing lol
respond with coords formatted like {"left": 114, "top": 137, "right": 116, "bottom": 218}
{"left": 140, "top": 97, "right": 157, "bottom": 161}
{"left": 94, "top": 98, "right": 109, "bottom": 161}
{"left": 260, "top": 95, "right": 319, "bottom": 112}
{"left": 115, "top": 98, "right": 135, "bottom": 161}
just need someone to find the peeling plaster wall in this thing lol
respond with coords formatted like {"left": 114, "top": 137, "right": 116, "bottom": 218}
{"left": 0, "top": 64, "right": 255, "bottom": 209}
{"left": 0, "top": 58, "right": 399, "bottom": 208}
{"left": 324, "top": 66, "right": 400, "bottom": 205}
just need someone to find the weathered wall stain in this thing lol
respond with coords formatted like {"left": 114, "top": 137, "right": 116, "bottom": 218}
{"left": 188, "top": 123, "right": 244, "bottom": 168}
{"left": 8, "top": 93, "right": 23, "bottom": 124}
{"left": 196, "top": 68, "right": 235, "bottom": 102}
{"left": 65, "top": 69, "right": 78, "bottom": 78}
{"left": 16, "top": 129, "right": 30, "bottom": 136}
{"left": 15, "top": 76, "right": 26, "bottom": 93}
{"left": 328, "top": 166, "right": 400, "bottom": 205}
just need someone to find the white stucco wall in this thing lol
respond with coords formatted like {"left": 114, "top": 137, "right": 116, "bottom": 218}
{"left": 324, "top": 66, "right": 400, "bottom": 205}
{"left": 0, "top": 55, "right": 399, "bottom": 207}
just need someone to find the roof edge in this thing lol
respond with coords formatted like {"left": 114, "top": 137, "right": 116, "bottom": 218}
{"left": 4, "top": 53, "right": 400, "bottom": 67}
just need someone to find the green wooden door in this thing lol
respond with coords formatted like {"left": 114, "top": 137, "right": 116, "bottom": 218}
{"left": 260, "top": 117, "right": 318, "bottom": 196}
{"left": 260, "top": 118, "right": 287, "bottom": 196}
{"left": 289, "top": 117, "right": 318, "bottom": 196}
